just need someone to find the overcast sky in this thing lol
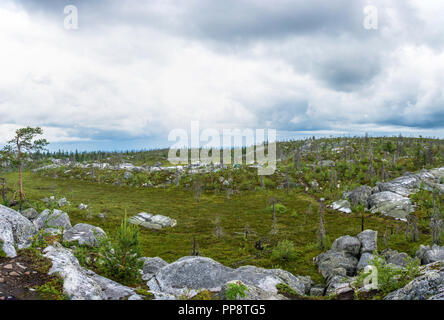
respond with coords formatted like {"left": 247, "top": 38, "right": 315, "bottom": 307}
{"left": 1, "top": 0, "right": 444, "bottom": 151}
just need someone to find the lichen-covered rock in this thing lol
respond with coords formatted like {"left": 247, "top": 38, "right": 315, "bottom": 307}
{"left": 21, "top": 208, "right": 39, "bottom": 221}
{"left": 219, "top": 280, "right": 288, "bottom": 300}
{"left": 331, "top": 235, "right": 361, "bottom": 257}
{"left": 384, "top": 262, "right": 444, "bottom": 300}
{"left": 344, "top": 185, "right": 373, "bottom": 206}
{"left": 331, "top": 200, "right": 352, "bottom": 214}
{"left": 357, "top": 253, "right": 375, "bottom": 271}
{"left": 63, "top": 223, "right": 107, "bottom": 247}
{"left": 34, "top": 209, "right": 72, "bottom": 230}
{"left": 421, "top": 245, "right": 444, "bottom": 265}
{"left": 367, "top": 191, "right": 413, "bottom": 220}
{"left": 357, "top": 230, "right": 377, "bottom": 254}
{"left": 0, "top": 219, "right": 16, "bottom": 257}
{"left": 147, "top": 256, "right": 306, "bottom": 298}
{"left": 140, "top": 257, "right": 169, "bottom": 281}
{"left": 43, "top": 243, "right": 142, "bottom": 300}
{"left": 387, "top": 252, "right": 410, "bottom": 267}
{"left": 129, "top": 212, "right": 177, "bottom": 230}
{"left": 315, "top": 250, "right": 359, "bottom": 278}
{"left": 0, "top": 205, "right": 37, "bottom": 251}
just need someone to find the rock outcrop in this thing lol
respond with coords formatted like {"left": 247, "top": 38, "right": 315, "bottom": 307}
{"left": 147, "top": 256, "right": 308, "bottom": 298}
{"left": 385, "top": 262, "right": 444, "bottom": 300}
{"left": 0, "top": 205, "right": 37, "bottom": 257}
{"left": 43, "top": 243, "right": 142, "bottom": 300}
{"left": 332, "top": 167, "right": 444, "bottom": 219}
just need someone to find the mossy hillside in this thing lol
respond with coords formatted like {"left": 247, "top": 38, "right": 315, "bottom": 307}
{"left": 3, "top": 171, "right": 423, "bottom": 283}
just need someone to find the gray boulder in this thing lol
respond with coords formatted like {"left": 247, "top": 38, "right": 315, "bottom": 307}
{"left": 58, "top": 197, "right": 68, "bottom": 207}
{"left": 357, "top": 230, "right": 378, "bottom": 254}
{"left": 331, "top": 200, "right": 352, "bottom": 214}
{"left": 140, "top": 257, "right": 169, "bottom": 281}
{"left": 63, "top": 223, "right": 107, "bottom": 247}
{"left": 219, "top": 280, "right": 287, "bottom": 300}
{"left": 0, "top": 220, "right": 16, "bottom": 257}
{"left": 123, "top": 171, "right": 133, "bottom": 180}
{"left": 367, "top": 191, "right": 413, "bottom": 220}
{"left": 357, "top": 253, "right": 375, "bottom": 271}
{"left": 387, "top": 252, "right": 410, "bottom": 267}
{"left": 420, "top": 245, "right": 444, "bottom": 265}
{"left": 331, "top": 235, "right": 361, "bottom": 257}
{"left": 34, "top": 209, "right": 72, "bottom": 230}
{"left": 315, "top": 250, "right": 359, "bottom": 278}
{"left": 345, "top": 185, "right": 373, "bottom": 206}
{"left": 129, "top": 212, "right": 177, "bottom": 230}
{"left": 385, "top": 262, "right": 444, "bottom": 300}
{"left": 43, "top": 243, "right": 142, "bottom": 300}
{"left": 147, "top": 256, "right": 306, "bottom": 298}
{"left": 22, "top": 208, "right": 39, "bottom": 220}
{"left": 0, "top": 205, "right": 37, "bottom": 252}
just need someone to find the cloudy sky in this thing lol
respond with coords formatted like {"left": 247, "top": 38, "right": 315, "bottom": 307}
{"left": 1, "top": 0, "right": 444, "bottom": 151}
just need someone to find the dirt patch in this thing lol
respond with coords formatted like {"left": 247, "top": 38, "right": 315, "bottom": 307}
{"left": 0, "top": 254, "right": 57, "bottom": 300}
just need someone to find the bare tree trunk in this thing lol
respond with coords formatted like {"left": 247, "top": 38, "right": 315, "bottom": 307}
{"left": 18, "top": 143, "right": 23, "bottom": 212}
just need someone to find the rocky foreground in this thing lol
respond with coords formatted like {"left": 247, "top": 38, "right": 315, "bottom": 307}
{"left": 2, "top": 163, "right": 444, "bottom": 300}
{"left": 331, "top": 167, "right": 444, "bottom": 220}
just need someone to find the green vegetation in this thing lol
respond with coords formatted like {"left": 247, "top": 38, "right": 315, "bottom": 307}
{"left": 1, "top": 136, "right": 443, "bottom": 286}
{"left": 271, "top": 240, "right": 298, "bottom": 262}
{"left": 225, "top": 281, "right": 248, "bottom": 300}
{"left": 35, "top": 278, "right": 70, "bottom": 300}
{"left": 353, "top": 253, "right": 421, "bottom": 299}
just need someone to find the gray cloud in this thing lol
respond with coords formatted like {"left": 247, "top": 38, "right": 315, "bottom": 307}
{"left": 1, "top": 0, "right": 444, "bottom": 150}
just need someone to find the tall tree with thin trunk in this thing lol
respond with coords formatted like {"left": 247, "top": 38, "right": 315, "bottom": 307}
{"left": 3, "top": 127, "right": 48, "bottom": 211}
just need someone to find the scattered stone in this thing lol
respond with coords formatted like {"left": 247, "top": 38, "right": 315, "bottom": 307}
{"left": 4, "top": 264, "right": 13, "bottom": 270}
{"left": 387, "top": 252, "right": 410, "bottom": 267}
{"left": 21, "top": 208, "right": 39, "bottom": 221}
{"left": 344, "top": 185, "right": 373, "bottom": 206}
{"left": 58, "top": 198, "right": 68, "bottom": 207}
{"left": 78, "top": 203, "right": 88, "bottom": 210}
{"left": 330, "top": 200, "right": 352, "bottom": 214}
{"left": 357, "top": 253, "right": 375, "bottom": 271}
{"left": 417, "top": 245, "right": 444, "bottom": 265}
{"left": 33, "top": 209, "right": 72, "bottom": 230}
{"left": 63, "top": 223, "right": 107, "bottom": 247}
{"left": 9, "top": 272, "right": 19, "bottom": 277}
{"left": 129, "top": 212, "right": 177, "bottom": 230}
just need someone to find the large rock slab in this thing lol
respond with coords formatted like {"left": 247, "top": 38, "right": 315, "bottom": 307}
{"left": 147, "top": 256, "right": 307, "bottom": 297}
{"left": 63, "top": 223, "right": 107, "bottom": 247}
{"left": 34, "top": 209, "right": 72, "bottom": 230}
{"left": 0, "top": 205, "right": 37, "bottom": 252}
{"left": 385, "top": 262, "right": 444, "bottom": 300}
{"left": 367, "top": 191, "right": 413, "bottom": 220}
{"left": 43, "top": 243, "right": 142, "bottom": 300}
{"left": 129, "top": 212, "right": 177, "bottom": 230}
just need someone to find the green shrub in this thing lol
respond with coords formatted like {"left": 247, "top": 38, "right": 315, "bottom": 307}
{"left": 353, "top": 253, "right": 421, "bottom": 297}
{"left": 271, "top": 240, "right": 298, "bottom": 262}
{"left": 0, "top": 240, "right": 6, "bottom": 258}
{"left": 96, "top": 212, "right": 143, "bottom": 285}
{"left": 225, "top": 282, "right": 248, "bottom": 300}
{"left": 267, "top": 203, "right": 288, "bottom": 214}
